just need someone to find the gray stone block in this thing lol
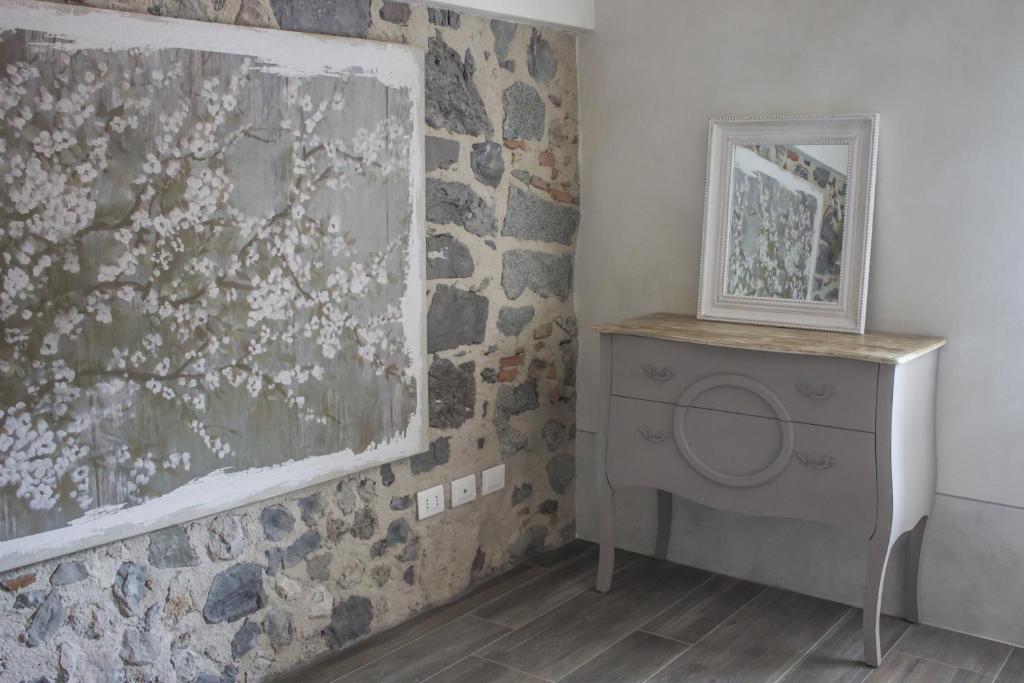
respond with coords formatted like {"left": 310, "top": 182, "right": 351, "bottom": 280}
{"left": 269, "top": 0, "right": 370, "bottom": 38}
{"left": 502, "top": 249, "right": 574, "bottom": 301}
{"left": 471, "top": 141, "right": 504, "bottom": 187}
{"left": 426, "top": 36, "right": 492, "bottom": 136}
{"left": 503, "top": 185, "right": 579, "bottom": 244}
{"left": 528, "top": 29, "right": 557, "bottom": 83}
{"left": 323, "top": 596, "right": 373, "bottom": 649}
{"left": 203, "top": 563, "right": 265, "bottom": 624}
{"left": 427, "top": 285, "right": 488, "bottom": 352}
{"left": 503, "top": 82, "right": 545, "bottom": 140}
{"left": 148, "top": 526, "right": 199, "bottom": 569}
{"left": 425, "top": 135, "right": 459, "bottom": 171}
{"left": 496, "top": 305, "right": 535, "bottom": 337}
{"left": 426, "top": 234, "right": 474, "bottom": 280}
{"left": 428, "top": 358, "right": 475, "bottom": 429}
{"left": 426, "top": 179, "right": 496, "bottom": 236}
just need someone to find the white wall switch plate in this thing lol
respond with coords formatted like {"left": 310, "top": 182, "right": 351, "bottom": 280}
{"left": 481, "top": 464, "right": 505, "bottom": 495}
{"left": 451, "top": 474, "right": 477, "bottom": 507}
{"left": 417, "top": 484, "right": 445, "bottom": 520}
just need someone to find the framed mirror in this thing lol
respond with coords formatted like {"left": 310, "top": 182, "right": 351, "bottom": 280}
{"left": 697, "top": 114, "right": 879, "bottom": 333}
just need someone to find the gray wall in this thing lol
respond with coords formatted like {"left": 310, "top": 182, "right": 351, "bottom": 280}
{"left": 575, "top": 0, "right": 1024, "bottom": 646}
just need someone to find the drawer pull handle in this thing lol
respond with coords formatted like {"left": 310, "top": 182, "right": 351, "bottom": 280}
{"left": 795, "top": 382, "right": 836, "bottom": 400}
{"left": 794, "top": 451, "right": 836, "bottom": 470}
{"left": 637, "top": 426, "right": 670, "bottom": 443}
{"left": 642, "top": 364, "right": 676, "bottom": 382}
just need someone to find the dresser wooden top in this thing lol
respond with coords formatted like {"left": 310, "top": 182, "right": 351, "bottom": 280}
{"left": 594, "top": 313, "right": 945, "bottom": 365}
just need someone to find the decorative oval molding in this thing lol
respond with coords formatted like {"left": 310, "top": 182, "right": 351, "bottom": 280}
{"left": 673, "top": 374, "right": 794, "bottom": 487}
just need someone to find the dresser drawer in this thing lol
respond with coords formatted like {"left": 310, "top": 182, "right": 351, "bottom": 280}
{"left": 606, "top": 396, "right": 877, "bottom": 537}
{"left": 611, "top": 336, "right": 878, "bottom": 432}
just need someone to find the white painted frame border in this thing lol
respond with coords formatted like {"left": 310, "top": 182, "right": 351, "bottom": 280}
{"left": 697, "top": 114, "right": 880, "bottom": 334}
{"left": 0, "top": 0, "right": 427, "bottom": 572}
{"left": 409, "top": 0, "right": 595, "bottom": 31}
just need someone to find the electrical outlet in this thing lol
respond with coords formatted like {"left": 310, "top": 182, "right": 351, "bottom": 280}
{"left": 481, "top": 464, "right": 505, "bottom": 495}
{"left": 416, "top": 484, "right": 445, "bottom": 520}
{"left": 451, "top": 474, "right": 477, "bottom": 507}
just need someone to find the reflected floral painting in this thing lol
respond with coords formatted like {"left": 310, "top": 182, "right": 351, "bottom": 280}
{"left": 0, "top": 14, "right": 423, "bottom": 546}
{"left": 726, "top": 144, "right": 847, "bottom": 302}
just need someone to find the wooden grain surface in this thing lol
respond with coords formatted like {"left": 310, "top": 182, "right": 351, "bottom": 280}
{"left": 594, "top": 313, "right": 945, "bottom": 364}
{"left": 273, "top": 540, "right": 1015, "bottom": 683}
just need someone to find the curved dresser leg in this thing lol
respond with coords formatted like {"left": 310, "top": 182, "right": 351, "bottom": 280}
{"left": 654, "top": 490, "right": 673, "bottom": 560}
{"left": 905, "top": 516, "right": 928, "bottom": 624}
{"left": 596, "top": 487, "right": 616, "bottom": 593}
{"left": 863, "top": 533, "right": 896, "bottom": 667}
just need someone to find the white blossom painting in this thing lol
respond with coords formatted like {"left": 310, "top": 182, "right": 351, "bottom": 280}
{"left": 726, "top": 145, "right": 825, "bottom": 301}
{"left": 0, "top": 1, "right": 425, "bottom": 570}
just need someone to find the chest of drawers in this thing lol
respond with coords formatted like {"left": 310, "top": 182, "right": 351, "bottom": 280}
{"left": 592, "top": 313, "right": 945, "bottom": 667}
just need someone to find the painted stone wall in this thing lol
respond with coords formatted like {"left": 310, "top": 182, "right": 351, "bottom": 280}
{"left": 0, "top": 2, "right": 580, "bottom": 681}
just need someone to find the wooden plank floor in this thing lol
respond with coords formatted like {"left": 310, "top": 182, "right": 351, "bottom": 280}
{"left": 272, "top": 541, "right": 1021, "bottom": 683}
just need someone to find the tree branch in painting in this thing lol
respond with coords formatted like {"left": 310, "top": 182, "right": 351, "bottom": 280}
{"left": 0, "top": 37, "right": 414, "bottom": 522}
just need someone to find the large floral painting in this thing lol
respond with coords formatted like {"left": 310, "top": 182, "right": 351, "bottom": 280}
{"left": 0, "top": 2, "right": 425, "bottom": 569}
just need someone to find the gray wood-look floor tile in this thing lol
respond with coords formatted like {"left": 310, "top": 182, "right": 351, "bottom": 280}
{"left": 641, "top": 574, "right": 764, "bottom": 644}
{"left": 272, "top": 563, "right": 543, "bottom": 682}
{"left": 560, "top": 631, "right": 688, "bottom": 683}
{"left": 474, "top": 548, "right": 637, "bottom": 628}
{"left": 338, "top": 614, "right": 509, "bottom": 683}
{"left": 780, "top": 609, "right": 910, "bottom": 683}
{"left": 895, "top": 624, "right": 1013, "bottom": 676}
{"left": 865, "top": 652, "right": 993, "bottom": 683}
{"left": 424, "top": 656, "right": 544, "bottom": 683}
{"left": 646, "top": 588, "right": 850, "bottom": 683}
{"left": 522, "top": 539, "right": 597, "bottom": 569}
{"left": 479, "top": 558, "right": 711, "bottom": 681}
{"left": 996, "top": 648, "right": 1024, "bottom": 682}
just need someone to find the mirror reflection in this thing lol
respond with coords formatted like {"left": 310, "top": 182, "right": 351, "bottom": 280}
{"left": 726, "top": 143, "right": 849, "bottom": 303}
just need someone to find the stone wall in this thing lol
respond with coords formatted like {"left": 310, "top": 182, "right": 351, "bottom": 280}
{"left": 0, "top": 2, "right": 580, "bottom": 681}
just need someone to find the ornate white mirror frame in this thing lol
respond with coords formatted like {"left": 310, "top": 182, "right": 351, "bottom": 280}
{"left": 697, "top": 114, "right": 879, "bottom": 334}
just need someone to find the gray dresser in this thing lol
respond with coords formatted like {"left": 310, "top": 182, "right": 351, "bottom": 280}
{"left": 592, "top": 313, "right": 945, "bottom": 667}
